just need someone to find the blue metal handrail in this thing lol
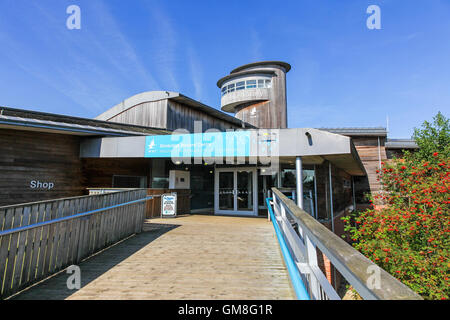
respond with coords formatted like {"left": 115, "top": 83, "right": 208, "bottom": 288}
{"left": 0, "top": 196, "right": 153, "bottom": 237}
{"left": 266, "top": 197, "right": 310, "bottom": 300}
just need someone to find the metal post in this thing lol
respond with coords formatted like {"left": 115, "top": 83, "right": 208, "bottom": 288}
{"left": 296, "top": 156, "right": 303, "bottom": 209}
{"left": 313, "top": 165, "right": 318, "bottom": 220}
{"left": 377, "top": 136, "right": 382, "bottom": 169}
{"left": 328, "top": 162, "right": 334, "bottom": 233}
{"left": 352, "top": 176, "right": 356, "bottom": 211}
{"left": 329, "top": 161, "right": 337, "bottom": 290}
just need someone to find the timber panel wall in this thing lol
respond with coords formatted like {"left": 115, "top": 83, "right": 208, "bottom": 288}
{"left": 0, "top": 129, "right": 84, "bottom": 206}
{"left": 145, "top": 189, "right": 190, "bottom": 218}
{"left": 166, "top": 100, "right": 237, "bottom": 132}
{"left": 352, "top": 137, "right": 387, "bottom": 193}
{"left": 104, "top": 99, "right": 240, "bottom": 132}
{"left": 82, "top": 158, "right": 151, "bottom": 188}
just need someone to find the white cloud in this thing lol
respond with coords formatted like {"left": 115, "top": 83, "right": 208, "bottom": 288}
{"left": 187, "top": 45, "right": 204, "bottom": 101}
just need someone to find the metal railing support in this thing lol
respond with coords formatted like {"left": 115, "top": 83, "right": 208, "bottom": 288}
{"left": 267, "top": 187, "right": 423, "bottom": 300}
{"left": 266, "top": 198, "right": 310, "bottom": 300}
{"left": 295, "top": 156, "right": 303, "bottom": 209}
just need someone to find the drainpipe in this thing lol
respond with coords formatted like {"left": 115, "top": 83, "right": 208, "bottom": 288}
{"left": 296, "top": 156, "right": 303, "bottom": 209}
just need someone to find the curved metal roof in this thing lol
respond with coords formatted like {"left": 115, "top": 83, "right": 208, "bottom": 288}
{"left": 95, "top": 91, "right": 255, "bottom": 129}
{"left": 230, "top": 61, "right": 291, "bottom": 74}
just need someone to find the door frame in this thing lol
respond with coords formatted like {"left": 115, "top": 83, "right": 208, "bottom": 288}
{"left": 258, "top": 175, "right": 269, "bottom": 210}
{"left": 214, "top": 167, "right": 258, "bottom": 216}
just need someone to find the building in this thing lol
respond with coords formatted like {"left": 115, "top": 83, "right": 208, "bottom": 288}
{"left": 0, "top": 61, "right": 417, "bottom": 233}
{"left": 217, "top": 61, "right": 290, "bottom": 129}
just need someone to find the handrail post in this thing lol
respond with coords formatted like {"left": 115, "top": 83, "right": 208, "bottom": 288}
{"left": 266, "top": 196, "right": 310, "bottom": 300}
{"left": 305, "top": 234, "right": 319, "bottom": 299}
{"left": 296, "top": 156, "right": 303, "bottom": 209}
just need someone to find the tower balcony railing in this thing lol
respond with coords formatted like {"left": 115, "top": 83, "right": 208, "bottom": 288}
{"left": 221, "top": 87, "right": 270, "bottom": 112}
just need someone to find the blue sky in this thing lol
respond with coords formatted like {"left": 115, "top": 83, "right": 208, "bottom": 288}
{"left": 0, "top": 0, "right": 449, "bottom": 138}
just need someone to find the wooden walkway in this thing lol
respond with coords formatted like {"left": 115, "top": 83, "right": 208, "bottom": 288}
{"left": 10, "top": 215, "right": 295, "bottom": 300}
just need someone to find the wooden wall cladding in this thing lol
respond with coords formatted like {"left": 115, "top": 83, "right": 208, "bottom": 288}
{"left": 352, "top": 137, "right": 387, "bottom": 192}
{"left": 145, "top": 189, "right": 191, "bottom": 218}
{"left": 235, "top": 101, "right": 271, "bottom": 129}
{"left": 81, "top": 158, "right": 151, "bottom": 188}
{"left": 167, "top": 100, "right": 237, "bottom": 132}
{"left": 106, "top": 99, "right": 240, "bottom": 132}
{"left": 0, "top": 129, "right": 84, "bottom": 206}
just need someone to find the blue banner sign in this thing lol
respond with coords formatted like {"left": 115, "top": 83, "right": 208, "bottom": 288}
{"left": 144, "top": 131, "right": 251, "bottom": 158}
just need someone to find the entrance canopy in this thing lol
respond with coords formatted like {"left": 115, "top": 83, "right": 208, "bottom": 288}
{"left": 80, "top": 128, "right": 366, "bottom": 176}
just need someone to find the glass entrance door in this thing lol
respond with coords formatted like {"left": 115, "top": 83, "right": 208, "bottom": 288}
{"left": 258, "top": 173, "right": 277, "bottom": 209}
{"left": 218, "top": 171, "right": 234, "bottom": 211}
{"left": 236, "top": 170, "right": 254, "bottom": 212}
{"left": 215, "top": 168, "right": 257, "bottom": 216}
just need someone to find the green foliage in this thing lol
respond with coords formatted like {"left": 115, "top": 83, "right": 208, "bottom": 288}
{"left": 413, "top": 112, "right": 450, "bottom": 161}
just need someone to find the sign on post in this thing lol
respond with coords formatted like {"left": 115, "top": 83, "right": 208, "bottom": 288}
{"left": 161, "top": 193, "right": 177, "bottom": 218}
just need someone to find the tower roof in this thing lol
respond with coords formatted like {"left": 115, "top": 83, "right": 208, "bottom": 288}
{"left": 230, "top": 61, "right": 291, "bottom": 74}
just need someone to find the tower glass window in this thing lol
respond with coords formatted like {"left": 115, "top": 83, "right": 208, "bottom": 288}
{"left": 221, "top": 77, "right": 272, "bottom": 96}
{"left": 246, "top": 80, "right": 257, "bottom": 88}
{"left": 236, "top": 81, "right": 245, "bottom": 90}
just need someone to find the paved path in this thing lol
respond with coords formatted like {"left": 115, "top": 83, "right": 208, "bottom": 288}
{"left": 11, "top": 215, "right": 295, "bottom": 300}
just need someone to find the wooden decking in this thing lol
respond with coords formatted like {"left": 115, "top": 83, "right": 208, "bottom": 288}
{"left": 10, "top": 214, "right": 295, "bottom": 300}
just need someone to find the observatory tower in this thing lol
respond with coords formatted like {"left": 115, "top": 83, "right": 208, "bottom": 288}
{"left": 217, "top": 61, "right": 291, "bottom": 129}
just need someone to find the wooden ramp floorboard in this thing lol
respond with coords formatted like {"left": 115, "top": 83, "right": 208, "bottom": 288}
{"left": 10, "top": 214, "right": 295, "bottom": 300}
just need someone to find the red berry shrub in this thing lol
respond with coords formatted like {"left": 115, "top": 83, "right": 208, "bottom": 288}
{"left": 343, "top": 152, "right": 449, "bottom": 299}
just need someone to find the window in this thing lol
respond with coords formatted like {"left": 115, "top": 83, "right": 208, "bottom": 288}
{"left": 236, "top": 81, "right": 245, "bottom": 90}
{"left": 246, "top": 80, "right": 257, "bottom": 88}
{"left": 221, "top": 78, "right": 271, "bottom": 96}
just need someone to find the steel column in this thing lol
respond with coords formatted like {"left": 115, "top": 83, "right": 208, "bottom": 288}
{"left": 296, "top": 156, "right": 303, "bottom": 209}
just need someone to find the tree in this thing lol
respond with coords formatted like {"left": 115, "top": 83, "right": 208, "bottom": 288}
{"left": 412, "top": 112, "right": 449, "bottom": 161}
